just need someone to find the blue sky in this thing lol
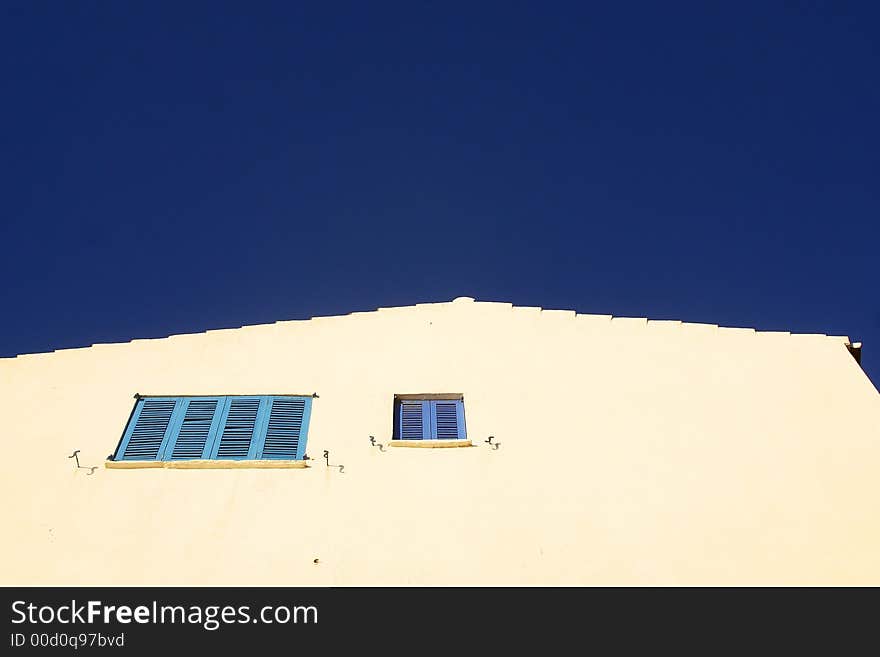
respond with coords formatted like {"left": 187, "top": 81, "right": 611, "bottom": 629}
{"left": 1, "top": 2, "right": 877, "bottom": 386}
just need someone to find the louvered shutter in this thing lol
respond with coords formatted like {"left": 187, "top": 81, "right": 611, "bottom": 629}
{"left": 391, "top": 399, "right": 466, "bottom": 440}
{"left": 116, "top": 398, "right": 179, "bottom": 460}
{"left": 209, "top": 397, "right": 267, "bottom": 460}
{"left": 397, "top": 400, "right": 431, "bottom": 439}
{"left": 163, "top": 398, "right": 225, "bottom": 460}
{"left": 431, "top": 400, "right": 465, "bottom": 439}
{"left": 255, "top": 396, "right": 312, "bottom": 459}
{"left": 116, "top": 395, "right": 314, "bottom": 462}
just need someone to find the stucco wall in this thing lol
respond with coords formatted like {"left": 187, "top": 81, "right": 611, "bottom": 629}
{"left": 1, "top": 298, "right": 878, "bottom": 585}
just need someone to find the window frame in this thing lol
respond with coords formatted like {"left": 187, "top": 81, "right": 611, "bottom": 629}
{"left": 392, "top": 395, "right": 467, "bottom": 441}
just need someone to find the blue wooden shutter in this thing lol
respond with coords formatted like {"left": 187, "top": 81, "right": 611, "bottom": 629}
{"left": 208, "top": 397, "right": 266, "bottom": 460}
{"left": 162, "top": 397, "right": 225, "bottom": 460}
{"left": 431, "top": 400, "right": 465, "bottom": 439}
{"left": 255, "top": 396, "right": 312, "bottom": 459}
{"left": 397, "top": 400, "right": 431, "bottom": 439}
{"left": 117, "top": 395, "right": 314, "bottom": 461}
{"left": 116, "top": 398, "right": 179, "bottom": 460}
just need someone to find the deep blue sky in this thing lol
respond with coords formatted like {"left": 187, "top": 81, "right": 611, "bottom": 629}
{"left": 1, "top": 2, "right": 877, "bottom": 386}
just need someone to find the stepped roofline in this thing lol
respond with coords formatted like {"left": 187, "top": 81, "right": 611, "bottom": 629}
{"left": 3, "top": 296, "right": 859, "bottom": 361}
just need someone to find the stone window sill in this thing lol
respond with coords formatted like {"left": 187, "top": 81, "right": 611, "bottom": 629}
{"left": 105, "top": 459, "right": 308, "bottom": 470}
{"left": 389, "top": 439, "right": 472, "bottom": 449}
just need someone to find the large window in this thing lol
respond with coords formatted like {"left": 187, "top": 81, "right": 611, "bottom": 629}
{"left": 393, "top": 396, "right": 466, "bottom": 441}
{"left": 112, "top": 395, "right": 312, "bottom": 461}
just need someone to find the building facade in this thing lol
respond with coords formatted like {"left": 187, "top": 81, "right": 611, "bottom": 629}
{"left": 2, "top": 297, "right": 878, "bottom": 585}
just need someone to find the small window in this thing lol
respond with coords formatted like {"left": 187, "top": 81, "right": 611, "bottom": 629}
{"left": 392, "top": 396, "right": 466, "bottom": 441}
{"left": 112, "top": 395, "right": 312, "bottom": 462}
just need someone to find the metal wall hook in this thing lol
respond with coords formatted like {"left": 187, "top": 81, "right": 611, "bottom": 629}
{"left": 369, "top": 436, "right": 386, "bottom": 452}
{"left": 484, "top": 436, "right": 501, "bottom": 450}
{"left": 68, "top": 450, "right": 97, "bottom": 475}
{"left": 323, "top": 450, "right": 344, "bottom": 473}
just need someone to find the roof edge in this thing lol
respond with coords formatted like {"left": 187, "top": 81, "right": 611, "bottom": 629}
{"left": 1, "top": 297, "right": 856, "bottom": 361}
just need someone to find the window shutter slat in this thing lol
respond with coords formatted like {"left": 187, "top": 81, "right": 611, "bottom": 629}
{"left": 399, "top": 401, "right": 429, "bottom": 439}
{"left": 163, "top": 398, "right": 224, "bottom": 460}
{"left": 210, "top": 397, "right": 262, "bottom": 460}
{"left": 432, "top": 400, "right": 462, "bottom": 439}
{"left": 117, "top": 398, "right": 179, "bottom": 460}
{"left": 257, "top": 396, "right": 311, "bottom": 459}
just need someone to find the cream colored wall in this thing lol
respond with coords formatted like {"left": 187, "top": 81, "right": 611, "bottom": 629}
{"left": 1, "top": 298, "right": 878, "bottom": 585}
